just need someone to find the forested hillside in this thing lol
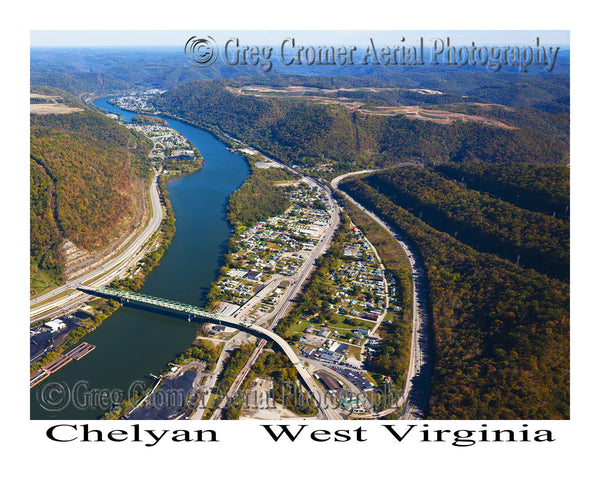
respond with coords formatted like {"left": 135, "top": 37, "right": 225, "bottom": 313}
{"left": 363, "top": 166, "right": 569, "bottom": 281}
{"left": 153, "top": 78, "right": 569, "bottom": 173}
{"left": 30, "top": 99, "right": 153, "bottom": 294}
{"left": 434, "top": 161, "right": 570, "bottom": 218}
{"left": 30, "top": 72, "right": 133, "bottom": 98}
{"left": 341, "top": 166, "right": 569, "bottom": 419}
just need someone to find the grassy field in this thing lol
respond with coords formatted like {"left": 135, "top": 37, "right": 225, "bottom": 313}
{"left": 323, "top": 314, "right": 374, "bottom": 332}
{"left": 30, "top": 95, "right": 83, "bottom": 115}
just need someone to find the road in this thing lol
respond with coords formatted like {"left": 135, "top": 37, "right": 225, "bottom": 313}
{"left": 214, "top": 178, "right": 342, "bottom": 420}
{"left": 254, "top": 178, "right": 340, "bottom": 329}
{"left": 359, "top": 230, "right": 390, "bottom": 336}
{"left": 331, "top": 169, "right": 431, "bottom": 419}
{"left": 209, "top": 337, "right": 267, "bottom": 420}
{"left": 190, "top": 331, "right": 246, "bottom": 420}
{"left": 30, "top": 171, "right": 164, "bottom": 323}
{"left": 198, "top": 145, "right": 343, "bottom": 420}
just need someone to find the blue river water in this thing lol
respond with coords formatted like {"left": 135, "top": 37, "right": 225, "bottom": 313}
{"left": 30, "top": 98, "right": 250, "bottom": 419}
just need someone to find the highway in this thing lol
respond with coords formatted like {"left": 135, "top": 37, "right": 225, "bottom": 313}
{"left": 209, "top": 174, "right": 343, "bottom": 420}
{"left": 80, "top": 284, "right": 341, "bottom": 420}
{"left": 331, "top": 169, "right": 431, "bottom": 420}
{"left": 29, "top": 171, "right": 164, "bottom": 323}
{"left": 255, "top": 177, "right": 340, "bottom": 328}
{"left": 210, "top": 145, "right": 425, "bottom": 420}
{"left": 198, "top": 141, "right": 344, "bottom": 419}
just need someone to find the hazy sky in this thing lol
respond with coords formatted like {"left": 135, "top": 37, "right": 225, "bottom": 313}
{"left": 30, "top": 30, "right": 570, "bottom": 47}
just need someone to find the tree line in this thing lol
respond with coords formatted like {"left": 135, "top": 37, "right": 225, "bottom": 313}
{"left": 226, "top": 156, "right": 297, "bottom": 228}
{"left": 434, "top": 161, "right": 570, "bottom": 219}
{"left": 152, "top": 80, "right": 569, "bottom": 177}
{"left": 364, "top": 166, "right": 569, "bottom": 281}
{"left": 341, "top": 177, "right": 569, "bottom": 419}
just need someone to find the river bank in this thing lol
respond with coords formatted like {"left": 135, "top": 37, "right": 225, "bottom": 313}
{"left": 30, "top": 112, "right": 182, "bottom": 377}
{"left": 30, "top": 99, "right": 251, "bottom": 420}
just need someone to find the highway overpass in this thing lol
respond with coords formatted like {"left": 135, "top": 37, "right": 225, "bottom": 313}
{"left": 77, "top": 285, "right": 340, "bottom": 420}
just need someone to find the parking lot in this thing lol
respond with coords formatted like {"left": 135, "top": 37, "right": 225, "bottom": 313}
{"left": 329, "top": 365, "right": 374, "bottom": 391}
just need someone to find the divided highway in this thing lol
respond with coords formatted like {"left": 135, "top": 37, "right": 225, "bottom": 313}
{"left": 331, "top": 170, "right": 431, "bottom": 419}
{"left": 209, "top": 173, "right": 343, "bottom": 420}
{"left": 30, "top": 171, "right": 164, "bottom": 323}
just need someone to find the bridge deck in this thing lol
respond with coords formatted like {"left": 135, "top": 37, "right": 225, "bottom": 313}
{"left": 86, "top": 286, "right": 221, "bottom": 321}
{"left": 78, "top": 285, "right": 340, "bottom": 419}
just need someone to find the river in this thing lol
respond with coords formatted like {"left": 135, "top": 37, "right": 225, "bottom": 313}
{"left": 30, "top": 98, "right": 250, "bottom": 419}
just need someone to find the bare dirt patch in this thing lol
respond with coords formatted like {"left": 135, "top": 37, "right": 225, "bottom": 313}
{"left": 231, "top": 85, "right": 403, "bottom": 96}
{"left": 358, "top": 105, "right": 517, "bottom": 129}
{"left": 30, "top": 103, "right": 83, "bottom": 115}
{"left": 227, "top": 85, "right": 515, "bottom": 129}
{"left": 30, "top": 94, "right": 83, "bottom": 115}
{"left": 254, "top": 161, "right": 283, "bottom": 169}
{"left": 450, "top": 101, "right": 515, "bottom": 111}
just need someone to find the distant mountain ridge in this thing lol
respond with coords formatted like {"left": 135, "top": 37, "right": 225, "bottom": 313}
{"left": 152, "top": 78, "right": 569, "bottom": 171}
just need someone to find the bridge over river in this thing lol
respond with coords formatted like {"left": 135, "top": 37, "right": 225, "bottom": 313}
{"left": 77, "top": 285, "right": 341, "bottom": 419}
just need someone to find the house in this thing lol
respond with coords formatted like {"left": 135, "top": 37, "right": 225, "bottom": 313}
{"left": 317, "top": 328, "right": 331, "bottom": 338}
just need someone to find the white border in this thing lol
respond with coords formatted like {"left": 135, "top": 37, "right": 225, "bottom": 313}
{"left": 6, "top": 0, "right": 597, "bottom": 477}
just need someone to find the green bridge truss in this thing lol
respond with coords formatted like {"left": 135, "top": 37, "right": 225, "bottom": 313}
{"left": 90, "top": 286, "right": 222, "bottom": 321}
